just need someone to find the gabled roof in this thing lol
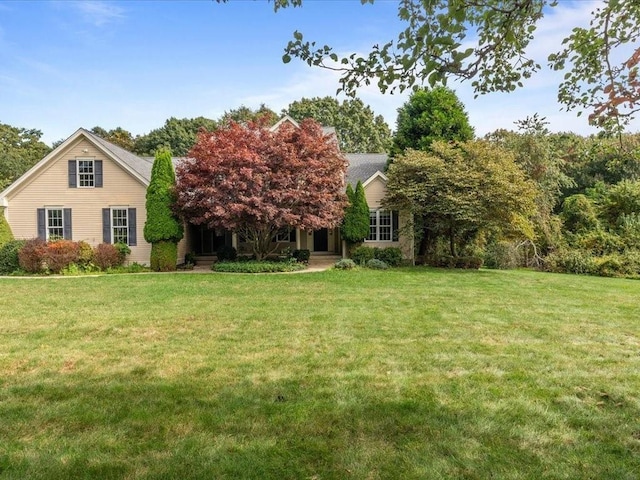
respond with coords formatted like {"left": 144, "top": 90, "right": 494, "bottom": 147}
{"left": 0, "top": 123, "right": 391, "bottom": 204}
{"left": 344, "top": 153, "right": 388, "bottom": 187}
{"left": 0, "top": 128, "right": 152, "bottom": 201}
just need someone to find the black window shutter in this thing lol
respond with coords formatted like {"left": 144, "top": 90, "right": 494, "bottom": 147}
{"left": 290, "top": 228, "right": 297, "bottom": 242}
{"left": 68, "top": 160, "right": 77, "bottom": 188}
{"left": 128, "top": 208, "right": 137, "bottom": 246}
{"left": 95, "top": 160, "right": 103, "bottom": 187}
{"left": 63, "top": 208, "right": 72, "bottom": 240}
{"left": 37, "top": 208, "right": 46, "bottom": 240}
{"left": 102, "top": 208, "right": 111, "bottom": 243}
{"left": 392, "top": 211, "right": 399, "bottom": 241}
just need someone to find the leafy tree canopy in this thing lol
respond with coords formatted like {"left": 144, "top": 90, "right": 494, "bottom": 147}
{"left": 91, "top": 126, "right": 135, "bottom": 151}
{"left": 176, "top": 118, "right": 348, "bottom": 260}
{"left": 285, "top": 96, "right": 391, "bottom": 153}
{"left": 0, "top": 123, "right": 51, "bottom": 191}
{"left": 268, "top": 0, "right": 640, "bottom": 132}
{"left": 391, "top": 86, "right": 474, "bottom": 156}
{"left": 218, "top": 104, "right": 279, "bottom": 126}
{"left": 384, "top": 141, "right": 537, "bottom": 256}
{"left": 134, "top": 117, "right": 217, "bottom": 157}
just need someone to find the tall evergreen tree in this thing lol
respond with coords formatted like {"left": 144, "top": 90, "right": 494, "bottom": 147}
{"left": 0, "top": 208, "right": 14, "bottom": 247}
{"left": 341, "top": 181, "right": 370, "bottom": 244}
{"left": 144, "top": 148, "right": 184, "bottom": 271}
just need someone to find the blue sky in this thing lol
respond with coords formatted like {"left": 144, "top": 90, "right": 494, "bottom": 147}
{"left": 0, "top": 0, "right": 637, "bottom": 145}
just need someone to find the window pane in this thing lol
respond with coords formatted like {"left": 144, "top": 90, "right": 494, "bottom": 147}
{"left": 112, "top": 209, "right": 128, "bottom": 244}
{"left": 379, "top": 211, "right": 391, "bottom": 241}
{"left": 368, "top": 211, "right": 378, "bottom": 241}
{"left": 47, "top": 209, "right": 63, "bottom": 239}
{"left": 78, "top": 160, "right": 95, "bottom": 187}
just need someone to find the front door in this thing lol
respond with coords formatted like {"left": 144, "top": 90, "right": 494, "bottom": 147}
{"left": 191, "top": 225, "right": 228, "bottom": 255}
{"left": 313, "top": 228, "right": 329, "bottom": 252}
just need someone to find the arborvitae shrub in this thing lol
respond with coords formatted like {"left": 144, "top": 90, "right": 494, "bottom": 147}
{"left": 45, "top": 240, "right": 81, "bottom": 274}
{"left": 0, "top": 211, "right": 13, "bottom": 248}
{"left": 150, "top": 241, "right": 178, "bottom": 272}
{"left": 18, "top": 238, "right": 47, "bottom": 273}
{"left": 0, "top": 239, "right": 26, "bottom": 274}
{"left": 94, "top": 243, "right": 124, "bottom": 270}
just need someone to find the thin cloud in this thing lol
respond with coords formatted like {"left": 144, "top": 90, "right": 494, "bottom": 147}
{"left": 66, "top": 1, "right": 125, "bottom": 27}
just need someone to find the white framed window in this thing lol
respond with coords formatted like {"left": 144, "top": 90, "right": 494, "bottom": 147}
{"left": 77, "top": 159, "right": 95, "bottom": 187}
{"left": 367, "top": 209, "right": 397, "bottom": 242}
{"left": 111, "top": 208, "right": 129, "bottom": 245}
{"left": 46, "top": 208, "right": 64, "bottom": 240}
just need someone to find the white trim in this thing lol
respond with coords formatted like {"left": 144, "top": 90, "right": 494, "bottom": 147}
{"left": 45, "top": 207, "right": 64, "bottom": 241}
{"left": 366, "top": 209, "right": 395, "bottom": 242}
{"left": 270, "top": 115, "right": 300, "bottom": 132}
{"left": 110, "top": 206, "right": 129, "bottom": 245}
{"left": 76, "top": 158, "right": 95, "bottom": 188}
{"left": 362, "top": 170, "right": 388, "bottom": 188}
{"left": 0, "top": 197, "right": 7, "bottom": 208}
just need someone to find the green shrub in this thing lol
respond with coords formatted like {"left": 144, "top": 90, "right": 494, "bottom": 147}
{"left": 366, "top": 258, "right": 389, "bottom": 270}
{"left": 351, "top": 246, "right": 376, "bottom": 265}
{"left": 0, "top": 210, "right": 13, "bottom": 247}
{"left": 150, "top": 241, "right": 177, "bottom": 272}
{"left": 375, "top": 247, "right": 403, "bottom": 267}
{"left": 0, "top": 239, "right": 26, "bottom": 274}
{"left": 18, "top": 238, "right": 47, "bottom": 273}
{"left": 292, "top": 249, "right": 311, "bottom": 263}
{"left": 94, "top": 243, "right": 124, "bottom": 270}
{"left": 483, "top": 241, "right": 521, "bottom": 269}
{"left": 45, "top": 240, "right": 81, "bottom": 274}
{"left": 216, "top": 245, "right": 238, "bottom": 262}
{"left": 543, "top": 250, "right": 597, "bottom": 275}
{"left": 334, "top": 259, "right": 357, "bottom": 270}
{"left": 212, "top": 260, "right": 305, "bottom": 273}
{"left": 77, "top": 241, "right": 95, "bottom": 267}
{"left": 455, "top": 256, "right": 483, "bottom": 269}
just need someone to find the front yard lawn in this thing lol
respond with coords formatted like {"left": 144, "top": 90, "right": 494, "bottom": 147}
{"left": 1, "top": 268, "right": 639, "bottom": 479}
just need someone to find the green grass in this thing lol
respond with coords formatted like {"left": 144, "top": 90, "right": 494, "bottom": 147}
{"left": 1, "top": 268, "right": 639, "bottom": 479}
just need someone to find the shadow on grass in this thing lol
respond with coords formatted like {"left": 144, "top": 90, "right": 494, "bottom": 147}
{"left": 3, "top": 371, "right": 639, "bottom": 480}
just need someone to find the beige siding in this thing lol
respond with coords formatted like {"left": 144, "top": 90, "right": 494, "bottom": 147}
{"left": 363, "top": 176, "right": 387, "bottom": 209}
{"left": 5, "top": 137, "right": 153, "bottom": 265}
{"left": 363, "top": 176, "right": 414, "bottom": 262}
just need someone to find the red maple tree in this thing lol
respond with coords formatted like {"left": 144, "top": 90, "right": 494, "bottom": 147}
{"left": 176, "top": 118, "right": 348, "bottom": 260}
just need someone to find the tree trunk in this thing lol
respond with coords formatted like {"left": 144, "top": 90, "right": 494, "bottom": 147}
{"left": 448, "top": 221, "right": 456, "bottom": 257}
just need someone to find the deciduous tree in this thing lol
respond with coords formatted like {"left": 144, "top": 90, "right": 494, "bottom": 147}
{"left": 91, "top": 126, "right": 135, "bottom": 151}
{"left": 285, "top": 96, "right": 391, "bottom": 153}
{"left": 263, "top": 0, "right": 640, "bottom": 130}
{"left": 384, "top": 141, "right": 537, "bottom": 257}
{"left": 219, "top": 104, "right": 279, "bottom": 126}
{"left": 0, "top": 123, "right": 51, "bottom": 190}
{"left": 134, "top": 117, "right": 217, "bottom": 156}
{"left": 391, "top": 86, "right": 474, "bottom": 157}
{"left": 176, "top": 119, "right": 348, "bottom": 260}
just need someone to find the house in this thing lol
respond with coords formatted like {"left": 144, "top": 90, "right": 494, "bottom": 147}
{"left": 0, "top": 121, "right": 413, "bottom": 264}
